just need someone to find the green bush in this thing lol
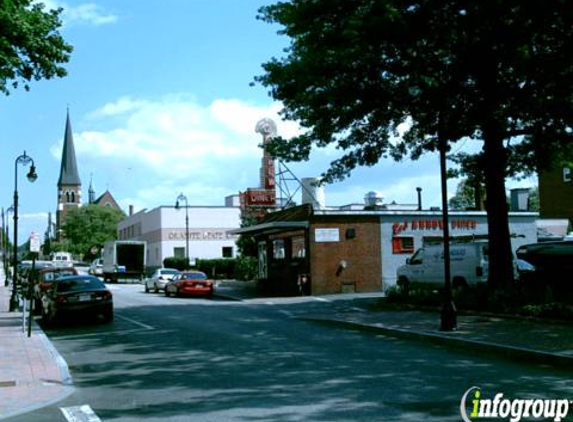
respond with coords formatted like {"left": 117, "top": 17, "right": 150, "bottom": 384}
{"left": 234, "top": 257, "right": 258, "bottom": 281}
{"left": 163, "top": 257, "right": 189, "bottom": 271}
{"left": 196, "top": 259, "right": 235, "bottom": 279}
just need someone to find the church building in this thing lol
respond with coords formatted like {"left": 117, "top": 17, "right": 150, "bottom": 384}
{"left": 56, "top": 111, "right": 123, "bottom": 237}
{"left": 56, "top": 111, "right": 82, "bottom": 234}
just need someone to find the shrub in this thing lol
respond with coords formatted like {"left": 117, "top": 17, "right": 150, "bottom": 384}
{"left": 163, "top": 257, "right": 189, "bottom": 271}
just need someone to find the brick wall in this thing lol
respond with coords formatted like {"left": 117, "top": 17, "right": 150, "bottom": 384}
{"left": 309, "top": 216, "right": 382, "bottom": 295}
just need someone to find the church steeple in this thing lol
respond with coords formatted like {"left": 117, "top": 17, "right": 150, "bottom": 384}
{"left": 56, "top": 109, "right": 82, "bottom": 236}
{"left": 58, "top": 109, "right": 81, "bottom": 186}
{"left": 88, "top": 173, "right": 95, "bottom": 204}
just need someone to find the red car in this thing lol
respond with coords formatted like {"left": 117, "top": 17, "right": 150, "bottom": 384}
{"left": 164, "top": 271, "right": 214, "bottom": 298}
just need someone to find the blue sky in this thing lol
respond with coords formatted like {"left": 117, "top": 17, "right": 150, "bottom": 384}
{"left": 1, "top": 0, "right": 535, "bottom": 246}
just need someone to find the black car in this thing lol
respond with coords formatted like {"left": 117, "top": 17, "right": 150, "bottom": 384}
{"left": 41, "top": 275, "right": 113, "bottom": 325}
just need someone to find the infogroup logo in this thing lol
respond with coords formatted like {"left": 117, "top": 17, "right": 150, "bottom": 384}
{"left": 460, "top": 387, "right": 571, "bottom": 422}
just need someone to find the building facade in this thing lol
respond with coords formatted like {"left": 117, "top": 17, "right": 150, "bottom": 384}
{"left": 539, "top": 162, "right": 573, "bottom": 227}
{"left": 118, "top": 206, "right": 241, "bottom": 269}
{"left": 233, "top": 204, "right": 538, "bottom": 296}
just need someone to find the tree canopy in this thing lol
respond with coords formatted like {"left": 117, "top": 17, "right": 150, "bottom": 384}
{"left": 256, "top": 0, "right": 573, "bottom": 287}
{"left": 0, "top": 0, "right": 72, "bottom": 95}
{"left": 58, "top": 205, "right": 125, "bottom": 260}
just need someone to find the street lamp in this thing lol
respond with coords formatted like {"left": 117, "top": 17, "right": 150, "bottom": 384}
{"left": 3, "top": 206, "right": 14, "bottom": 287}
{"left": 10, "top": 151, "right": 38, "bottom": 312}
{"left": 175, "top": 193, "right": 189, "bottom": 269}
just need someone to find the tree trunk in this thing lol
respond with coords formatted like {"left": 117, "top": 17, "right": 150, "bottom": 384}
{"left": 483, "top": 131, "right": 515, "bottom": 287}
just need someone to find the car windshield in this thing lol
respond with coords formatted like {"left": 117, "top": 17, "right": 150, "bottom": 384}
{"left": 57, "top": 277, "right": 106, "bottom": 293}
{"left": 181, "top": 272, "right": 207, "bottom": 280}
{"left": 160, "top": 269, "right": 179, "bottom": 275}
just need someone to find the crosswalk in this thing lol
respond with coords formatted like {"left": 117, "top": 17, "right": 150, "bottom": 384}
{"left": 60, "top": 405, "right": 102, "bottom": 422}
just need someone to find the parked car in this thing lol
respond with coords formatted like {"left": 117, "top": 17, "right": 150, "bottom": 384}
{"left": 516, "top": 241, "right": 573, "bottom": 299}
{"left": 89, "top": 258, "right": 104, "bottom": 276}
{"left": 33, "top": 266, "right": 80, "bottom": 313}
{"left": 41, "top": 275, "right": 113, "bottom": 325}
{"left": 73, "top": 262, "right": 92, "bottom": 275}
{"left": 144, "top": 268, "right": 180, "bottom": 293}
{"left": 164, "top": 271, "right": 214, "bottom": 298}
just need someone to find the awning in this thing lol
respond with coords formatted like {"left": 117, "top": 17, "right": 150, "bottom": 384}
{"left": 228, "top": 221, "right": 308, "bottom": 236}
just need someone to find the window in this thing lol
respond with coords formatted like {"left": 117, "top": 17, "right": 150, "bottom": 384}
{"left": 291, "top": 236, "right": 306, "bottom": 259}
{"left": 272, "top": 239, "right": 285, "bottom": 260}
{"left": 392, "top": 236, "right": 414, "bottom": 254}
{"left": 258, "top": 242, "right": 267, "bottom": 279}
{"left": 222, "top": 246, "right": 233, "bottom": 258}
{"left": 173, "top": 247, "right": 185, "bottom": 258}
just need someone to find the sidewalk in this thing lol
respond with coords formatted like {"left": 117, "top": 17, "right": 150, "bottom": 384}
{"left": 220, "top": 280, "right": 573, "bottom": 370}
{"left": 0, "top": 263, "right": 73, "bottom": 421}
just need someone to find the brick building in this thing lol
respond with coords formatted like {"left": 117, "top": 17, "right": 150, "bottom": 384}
{"left": 539, "top": 163, "right": 573, "bottom": 227}
{"left": 231, "top": 204, "right": 538, "bottom": 296}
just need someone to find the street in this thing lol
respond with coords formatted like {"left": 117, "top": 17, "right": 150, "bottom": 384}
{"left": 8, "top": 283, "right": 572, "bottom": 422}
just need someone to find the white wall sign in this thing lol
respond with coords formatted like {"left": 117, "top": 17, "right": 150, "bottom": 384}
{"left": 30, "top": 231, "right": 40, "bottom": 253}
{"left": 315, "top": 228, "right": 340, "bottom": 242}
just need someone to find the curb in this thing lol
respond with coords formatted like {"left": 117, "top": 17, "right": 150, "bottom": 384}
{"left": 302, "top": 317, "right": 573, "bottom": 370}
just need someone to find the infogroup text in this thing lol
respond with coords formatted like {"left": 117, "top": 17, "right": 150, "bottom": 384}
{"left": 460, "top": 387, "right": 571, "bottom": 422}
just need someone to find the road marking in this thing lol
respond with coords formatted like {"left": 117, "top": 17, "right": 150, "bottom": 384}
{"left": 116, "top": 314, "right": 154, "bottom": 330}
{"left": 314, "top": 297, "right": 330, "bottom": 302}
{"left": 278, "top": 310, "right": 294, "bottom": 318}
{"left": 60, "top": 405, "right": 101, "bottom": 422}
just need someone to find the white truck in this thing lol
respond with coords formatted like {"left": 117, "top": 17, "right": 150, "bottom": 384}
{"left": 396, "top": 241, "right": 489, "bottom": 290}
{"left": 52, "top": 251, "right": 74, "bottom": 268}
{"left": 102, "top": 240, "right": 147, "bottom": 283}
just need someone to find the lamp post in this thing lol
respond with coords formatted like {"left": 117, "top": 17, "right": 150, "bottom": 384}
{"left": 10, "top": 151, "right": 38, "bottom": 312}
{"left": 438, "top": 139, "right": 456, "bottom": 331}
{"left": 175, "top": 193, "right": 189, "bottom": 269}
{"left": 3, "top": 206, "right": 13, "bottom": 287}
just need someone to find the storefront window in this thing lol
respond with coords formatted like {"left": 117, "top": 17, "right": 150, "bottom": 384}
{"left": 291, "top": 236, "right": 306, "bottom": 259}
{"left": 258, "top": 242, "right": 267, "bottom": 279}
{"left": 273, "top": 239, "right": 286, "bottom": 259}
{"left": 392, "top": 236, "right": 414, "bottom": 254}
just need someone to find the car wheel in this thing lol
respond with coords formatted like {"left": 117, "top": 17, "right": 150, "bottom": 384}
{"left": 41, "top": 306, "right": 55, "bottom": 326}
{"left": 165, "top": 289, "right": 170, "bottom": 297}
{"left": 453, "top": 277, "right": 468, "bottom": 290}
{"left": 397, "top": 277, "right": 410, "bottom": 296}
{"left": 102, "top": 308, "right": 114, "bottom": 323}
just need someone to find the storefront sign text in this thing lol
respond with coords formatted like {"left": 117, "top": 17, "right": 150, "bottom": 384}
{"left": 393, "top": 219, "right": 479, "bottom": 235}
{"left": 168, "top": 230, "right": 238, "bottom": 241}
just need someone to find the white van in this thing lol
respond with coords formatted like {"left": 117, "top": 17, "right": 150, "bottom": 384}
{"left": 52, "top": 252, "right": 73, "bottom": 268}
{"left": 396, "top": 241, "right": 489, "bottom": 289}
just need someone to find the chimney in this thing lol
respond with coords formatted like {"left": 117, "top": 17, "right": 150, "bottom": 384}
{"left": 416, "top": 187, "right": 422, "bottom": 211}
{"left": 129, "top": 205, "right": 134, "bottom": 216}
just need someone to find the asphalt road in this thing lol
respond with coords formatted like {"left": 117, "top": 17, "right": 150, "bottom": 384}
{"left": 9, "top": 284, "right": 572, "bottom": 422}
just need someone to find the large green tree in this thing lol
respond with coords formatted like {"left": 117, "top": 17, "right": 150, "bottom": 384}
{"left": 256, "top": 0, "right": 573, "bottom": 287}
{"left": 59, "top": 205, "right": 125, "bottom": 260}
{"left": 0, "top": 0, "right": 72, "bottom": 95}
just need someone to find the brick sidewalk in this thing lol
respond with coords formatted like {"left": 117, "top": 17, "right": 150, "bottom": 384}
{"left": 0, "top": 263, "right": 74, "bottom": 421}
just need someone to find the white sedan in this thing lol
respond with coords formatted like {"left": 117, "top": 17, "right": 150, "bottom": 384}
{"left": 144, "top": 268, "right": 180, "bottom": 293}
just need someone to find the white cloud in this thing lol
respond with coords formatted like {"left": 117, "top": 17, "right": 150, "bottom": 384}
{"left": 50, "top": 94, "right": 524, "bottom": 217}
{"left": 40, "top": 1, "right": 118, "bottom": 26}
{"left": 52, "top": 95, "right": 298, "bottom": 212}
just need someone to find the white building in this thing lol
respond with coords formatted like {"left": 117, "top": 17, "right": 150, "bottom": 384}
{"left": 118, "top": 205, "right": 241, "bottom": 269}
